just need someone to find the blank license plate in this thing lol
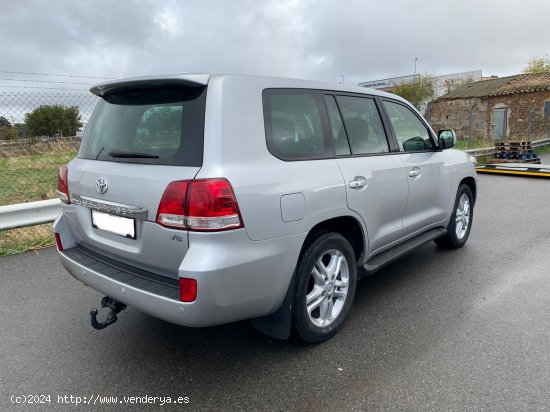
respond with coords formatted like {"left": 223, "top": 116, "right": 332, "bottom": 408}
{"left": 91, "top": 210, "right": 136, "bottom": 239}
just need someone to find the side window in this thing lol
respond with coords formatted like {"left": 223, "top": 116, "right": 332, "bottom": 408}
{"left": 335, "top": 96, "right": 389, "bottom": 155}
{"left": 383, "top": 101, "right": 434, "bottom": 152}
{"left": 263, "top": 90, "right": 329, "bottom": 159}
{"left": 324, "top": 95, "right": 350, "bottom": 156}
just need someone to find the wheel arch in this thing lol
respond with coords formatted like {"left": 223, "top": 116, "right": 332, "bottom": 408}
{"left": 460, "top": 176, "right": 477, "bottom": 203}
{"left": 302, "top": 215, "right": 367, "bottom": 264}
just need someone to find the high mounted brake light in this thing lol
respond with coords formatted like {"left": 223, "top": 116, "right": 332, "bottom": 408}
{"left": 156, "top": 178, "right": 243, "bottom": 231}
{"left": 57, "top": 165, "right": 70, "bottom": 204}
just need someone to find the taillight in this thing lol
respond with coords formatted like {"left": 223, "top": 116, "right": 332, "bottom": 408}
{"left": 156, "top": 181, "right": 189, "bottom": 228}
{"left": 186, "top": 179, "right": 242, "bottom": 231}
{"left": 57, "top": 165, "right": 70, "bottom": 204}
{"left": 54, "top": 233, "right": 63, "bottom": 251}
{"left": 179, "top": 277, "right": 197, "bottom": 302}
{"left": 156, "top": 178, "right": 243, "bottom": 231}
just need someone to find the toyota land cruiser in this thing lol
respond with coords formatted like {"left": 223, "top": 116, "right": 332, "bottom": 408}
{"left": 54, "top": 74, "right": 477, "bottom": 342}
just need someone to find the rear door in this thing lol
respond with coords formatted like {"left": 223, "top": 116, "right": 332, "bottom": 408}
{"left": 65, "top": 84, "right": 206, "bottom": 278}
{"left": 381, "top": 99, "right": 452, "bottom": 236}
{"left": 325, "top": 93, "right": 408, "bottom": 256}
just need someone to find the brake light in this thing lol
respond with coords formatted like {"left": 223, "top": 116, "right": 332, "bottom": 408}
{"left": 186, "top": 179, "right": 242, "bottom": 231}
{"left": 156, "top": 181, "right": 189, "bottom": 228}
{"left": 156, "top": 178, "right": 243, "bottom": 231}
{"left": 57, "top": 165, "right": 70, "bottom": 204}
{"left": 179, "top": 277, "right": 197, "bottom": 302}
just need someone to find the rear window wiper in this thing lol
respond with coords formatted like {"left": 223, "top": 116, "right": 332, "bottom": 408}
{"left": 108, "top": 151, "right": 159, "bottom": 159}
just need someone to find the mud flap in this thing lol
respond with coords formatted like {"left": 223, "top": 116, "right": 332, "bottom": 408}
{"left": 251, "top": 274, "right": 295, "bottom": 340}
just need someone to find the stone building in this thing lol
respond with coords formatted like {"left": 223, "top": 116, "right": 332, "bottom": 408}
{"left": 427, "top": 73, "right": 550, "bottom": 141}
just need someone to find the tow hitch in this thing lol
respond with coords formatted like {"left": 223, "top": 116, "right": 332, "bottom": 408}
{"left": 89, "top": 297, "right": 126, "bottom": 330}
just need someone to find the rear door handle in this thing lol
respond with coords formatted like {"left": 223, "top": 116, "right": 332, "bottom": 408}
{"left": 349, "top": 176, "right": 367, "bottom": 189}
{"left": 408, "top": 168, "right": 421, "bottom": 178}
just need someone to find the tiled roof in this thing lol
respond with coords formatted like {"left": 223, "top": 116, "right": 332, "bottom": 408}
{"left": 439, "top": 77, "right": 512, "bottom": 99}
{"left": 491, "top": 72, "right": 550, "bottom": 96}
{"left": 438, "top": 72, "right": 550, "bottom": 100}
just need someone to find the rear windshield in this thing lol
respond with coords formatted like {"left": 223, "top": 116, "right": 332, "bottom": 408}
{"left": 78, "top": 85, "right": 206, "bottom": 166}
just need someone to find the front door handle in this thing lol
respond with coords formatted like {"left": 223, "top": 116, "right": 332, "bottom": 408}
{"left": 408, "top": 168, "right": 421, "bottom": 178}
{"left": 349, "top": 176, "right": 368, "bottom": 189}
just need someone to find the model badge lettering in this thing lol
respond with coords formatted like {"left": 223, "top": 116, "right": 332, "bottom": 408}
{"left": 80, "top": 198, "right": 134, "bottom": 217}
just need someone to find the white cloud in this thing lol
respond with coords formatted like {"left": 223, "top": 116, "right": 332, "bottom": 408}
{"left": 1, "top": 0, "right": 549, "bottom": 90}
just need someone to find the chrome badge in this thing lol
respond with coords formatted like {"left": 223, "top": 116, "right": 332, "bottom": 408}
{"left": 96, "top": 178, "right": 108, "bottom": 194}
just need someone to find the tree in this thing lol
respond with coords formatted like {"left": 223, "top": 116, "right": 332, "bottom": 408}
{"left": 24, "top": 105, "right": 82, "bottom": 137}
{"left": 0, "top": 116, "right": 16, "bottom": 140}
{"left": 0, "top": 127, "right": 17, "bottom": 140}
{"left": 391, "top": 74, "right": 437, "bottom": 109}
{"left": 444, "top": 75, "right": 476, "bottom": 93}
{"left": 13, "top": 123, "right": 28, "bottom": 138}
{"left": 143, "top": 106, "right": 182, "bottom": 135}
{"left": 523, "top": 55, "right": 550, "bottom": 73}
{"left": 0, "top": 116, "right": 11, "bottom": 128}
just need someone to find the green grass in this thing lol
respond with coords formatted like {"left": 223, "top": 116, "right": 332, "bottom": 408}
{"left": 0, "top": 236, "right": 54, "bottom": 256}
{"left": 0, "top": 224, "right": 54, "bottom": 256}
{"left": 474, "top": 154, "right": 493, "bottom": 165}
{"left": 454, "top": 138, "right": 495, "bottom": 150}
{"left": 535, "top": 144, "right": 550, "bottom": 155}
{"left": 0, "top": 142, "right": 78, "bottom": 255}
{"left": 0, "top": 146, "right": 77, "bottom": 205}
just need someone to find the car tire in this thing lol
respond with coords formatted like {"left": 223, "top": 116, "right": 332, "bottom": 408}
{"left": 293, "top": 232, "right": 357, "bottom": 343}
{"left": 435, "top": 184, "right": 474, "bottom": 249}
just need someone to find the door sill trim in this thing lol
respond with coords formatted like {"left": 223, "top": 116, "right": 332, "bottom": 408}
{"left": 363, "top": 227, "right": 446, "bottom": 274}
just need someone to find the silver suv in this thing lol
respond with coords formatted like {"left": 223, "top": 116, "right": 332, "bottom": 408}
{"left": 54, "top": 74, "right": 477, "bottom": 342}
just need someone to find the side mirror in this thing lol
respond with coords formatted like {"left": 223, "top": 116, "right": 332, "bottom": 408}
{"left": 438, "top": 130, "right": 456, "bottom": 149}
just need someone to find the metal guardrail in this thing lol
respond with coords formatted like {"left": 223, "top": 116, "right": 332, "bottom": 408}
{"left": 0, "top": 199, "right": 61, "bottom": 231}
{"left": 465, "top": 138, "right": 550, "bottom": 156}
{"left": 464, "top": 147, "right": 494, "bottom": 156}
{"left": 532, "top": 138, "right": 550, "bottom": 148}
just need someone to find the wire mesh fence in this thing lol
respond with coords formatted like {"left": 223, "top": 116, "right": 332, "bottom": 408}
{"left": 0, "top": 91, "right": 99, "bottom": 255}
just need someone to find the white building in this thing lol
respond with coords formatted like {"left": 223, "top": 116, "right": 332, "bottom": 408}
{"left": 358, "top": 70, "right": 483, "bottom": 98}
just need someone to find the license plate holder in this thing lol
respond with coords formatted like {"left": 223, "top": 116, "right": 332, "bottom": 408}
{"left": 91, "top": 210, "right": 136, "bottom": 239}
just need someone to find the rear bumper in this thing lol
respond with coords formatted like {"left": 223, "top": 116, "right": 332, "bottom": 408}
{"left": 54, "top": 214, "right": 305, "bottom": 327}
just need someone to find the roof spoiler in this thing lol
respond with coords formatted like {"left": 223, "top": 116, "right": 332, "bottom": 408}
{"left": 90, "top": 74, "right": 209, "bottom": 97}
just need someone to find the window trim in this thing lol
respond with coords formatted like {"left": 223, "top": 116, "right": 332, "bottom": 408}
{"left": 323, "top": 94, "right": 351, "bottom": 156}
{"left": 379, "top": 97, "right": 439, "bottom": 154}
{"left": 322, "top": 91, "right": 397, "bottom": 158}
{"left": 262, "top": 88, "right": 334, "bottom": 161}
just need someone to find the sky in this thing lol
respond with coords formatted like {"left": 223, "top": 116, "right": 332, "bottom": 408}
{"left": 1, "top": 0, "right": 550, "bottom": 92}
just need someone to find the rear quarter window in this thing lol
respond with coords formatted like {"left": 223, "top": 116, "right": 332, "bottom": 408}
{"left": 263, "top": 89, "right": 332, "bottom": 160}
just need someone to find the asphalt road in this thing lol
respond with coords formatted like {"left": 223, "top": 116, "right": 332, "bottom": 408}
{"left": 1, "top": 174, "right": 550, "bottom": 411}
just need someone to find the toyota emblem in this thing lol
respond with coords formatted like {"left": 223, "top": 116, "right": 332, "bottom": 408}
{"left": 96, "top": 178, "right": 108, "bottom": 194}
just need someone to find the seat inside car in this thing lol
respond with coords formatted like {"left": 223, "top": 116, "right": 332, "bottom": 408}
{"left": 341, "top": 117, "right": 383, "bottom": 154}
